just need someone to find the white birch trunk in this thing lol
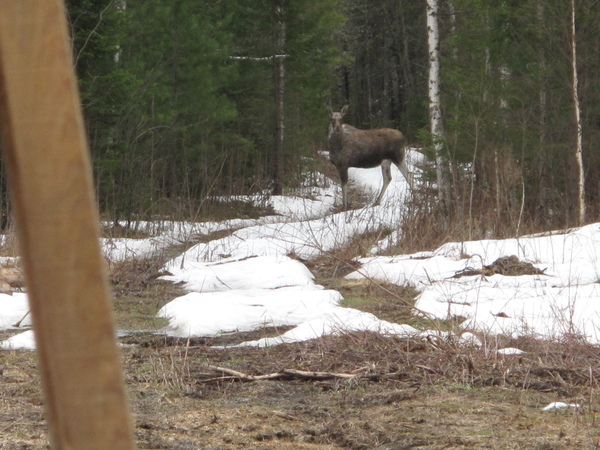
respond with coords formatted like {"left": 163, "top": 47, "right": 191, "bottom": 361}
{"left": 571, "top": 0, "right": 585, "bottom": 224}
{"left": 426, "top": 0, "right": 450, "bottom": 209}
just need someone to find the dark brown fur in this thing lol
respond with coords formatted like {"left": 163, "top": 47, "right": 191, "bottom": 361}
{"left": 327, "top": 105, "right": 412, "bottom": 209}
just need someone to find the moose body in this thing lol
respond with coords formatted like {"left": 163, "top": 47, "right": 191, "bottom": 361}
{"left": 327, "top": 105, "right": 412, "bottom": 210}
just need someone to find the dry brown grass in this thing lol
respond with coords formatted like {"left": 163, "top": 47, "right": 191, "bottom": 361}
{"left": 107, "top": 255, "right": 183, "bottom": 331}
{"left": 3, "top": 196, "right": 600, "bottom": 448}
{"left": 6, "top": 328, "right": 600, "bottom": 448}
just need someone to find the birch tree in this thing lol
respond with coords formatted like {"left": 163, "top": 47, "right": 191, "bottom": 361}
{"left": 426, "top": 0, "right": 450, "bottom": 211}
{"left": 570, "top": 0, "right": 585, "bottom": 224}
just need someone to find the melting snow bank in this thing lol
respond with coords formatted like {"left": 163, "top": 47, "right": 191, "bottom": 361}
{"left": 159, "top": 285, "right": 428, "bottom": 347}
{"left": 158, "top": 253, "right": 480, "bottom": 348}
{"left": 347, "top": 223, "right": 600, "bottom": 344}
{"left": 164, "top": 203, "right": 407, "bottom": 266}
{"left": 101, "top": 217, "right": 288, "bottom": 262}
{"left": 0, "top": 164, "right": 418, "bottom": 350}
{"left": 157, "top": 281, "right": 479, "bottom": 348}
{"left": 0, "top": 329, "right": 35, "bottom": 350}
{"left": 158, "top": 285, "right": 345, "bottom": 337}
{"left": 161, "top": 255, "right": 316, "bottom": 292}
{"left": 135, "top": 165, "right": 428, "bottom": 347}
{"left": 0, "top": 293, "right": 30, "bottom": 329}
{"left": 0, "top": 292, "right": 32, "bottom": 350}
{"left": 158, "top": 255, "right": 430, "bottom": 346}
{"left": 99, "top": 181, "right": 341, "bottom": 262}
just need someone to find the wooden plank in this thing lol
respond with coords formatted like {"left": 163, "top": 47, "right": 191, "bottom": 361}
{"left": 0, "top": 1, "right": 136, "bottom": 448}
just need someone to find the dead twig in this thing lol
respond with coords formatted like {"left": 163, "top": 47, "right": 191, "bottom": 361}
{"left": 202, "top": 365, "right": 284, "bottom": 382}
{"left": 197, "top": 365, "right": 396, "bottom": 384}
{"left": 271, "top": 410, "right": 300, "bottom": 421}
{"left": 415, "top": 364, "right": 439, "bottom": 375}
{"left": 282, "top": 368, "right": 356, "bottom": 380}
{"left": 0, "top": 417, "right": 24, "bottom": 434}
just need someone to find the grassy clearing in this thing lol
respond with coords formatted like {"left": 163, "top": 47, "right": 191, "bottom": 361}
{"left": 4, "top": 212, "right": 600, "bottom": 448}
{"left": 5, "top": 328, "right": 600, "bottom": 448}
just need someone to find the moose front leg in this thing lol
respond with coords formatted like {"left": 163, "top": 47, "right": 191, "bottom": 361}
{"left": 338, "top": 167, "right": 350, "bottom": 210}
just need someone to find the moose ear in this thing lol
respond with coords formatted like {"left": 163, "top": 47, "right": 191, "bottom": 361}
{"left": 340, "top": 105, "right": 349, "bottom": 116}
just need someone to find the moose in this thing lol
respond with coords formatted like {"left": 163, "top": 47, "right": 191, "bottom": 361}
{"left": 327, "top": 105, "right": 413, "bottom": 210}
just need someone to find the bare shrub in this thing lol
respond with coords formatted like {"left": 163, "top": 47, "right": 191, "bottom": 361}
{"left": 146, "top": 341, "right": 196, "bottom": 393}
{"left": 391, "top": 149, "right": 573, "bottom": 255}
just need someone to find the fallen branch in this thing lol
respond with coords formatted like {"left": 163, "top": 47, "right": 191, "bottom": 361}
{"left": 282, "top": 368, "right": 356, "bottom": 380}
{"left": 203, "top": 365, "right": 285, "bottom": 382}
{"left": 197, "top": 365, "right": 392, "bottom": 383}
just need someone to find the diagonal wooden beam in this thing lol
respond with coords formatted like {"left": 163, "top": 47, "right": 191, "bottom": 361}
{"left": 0, "top": 1, "right": 136, "bottom": 448}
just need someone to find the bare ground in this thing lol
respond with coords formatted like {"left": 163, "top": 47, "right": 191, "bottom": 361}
{"left": 2, "top": 246, "right": 600, "bottom": 448}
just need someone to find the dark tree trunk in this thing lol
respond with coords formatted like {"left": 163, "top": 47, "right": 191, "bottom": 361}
{"left": 272, "top": 1, "right": 286, "bottom": 195}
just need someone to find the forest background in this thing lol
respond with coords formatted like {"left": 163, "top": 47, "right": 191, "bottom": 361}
{"left": 4, "top": 0, "right": 599, "bottom": 240}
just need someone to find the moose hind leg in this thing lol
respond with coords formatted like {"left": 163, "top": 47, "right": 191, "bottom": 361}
{"left": 396, "top": 156, "right": 414, "bottom": 190}
{"left": 374, "top": 160, "right": 392, "bottom": 206}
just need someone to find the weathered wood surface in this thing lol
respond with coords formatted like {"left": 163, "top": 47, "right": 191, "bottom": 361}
{"left": 0, "top": 1, "right": 135, "bottom": 448}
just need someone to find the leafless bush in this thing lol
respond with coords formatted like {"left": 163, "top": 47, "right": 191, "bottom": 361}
{"left": 145, "top": 340, "right": 196, "bottom": 392}
{"left": 393, "top": 151, "right": 572, "bottom": 255}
